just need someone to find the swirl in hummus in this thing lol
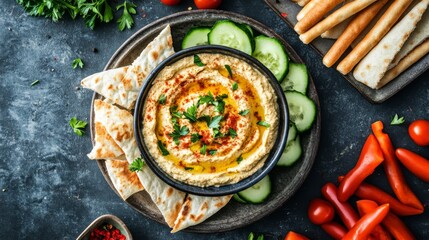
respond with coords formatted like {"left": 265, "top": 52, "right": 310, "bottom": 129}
{"left": 142, "top": 53, "right": 279, "bottom": 187}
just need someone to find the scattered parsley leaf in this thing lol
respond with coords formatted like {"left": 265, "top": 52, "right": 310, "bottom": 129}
{"left": 213, "top": 128, "right": 224, "bottom": 138}
{"left": 183, "top": 104, "right": 197, "bottom": 122}
{"left": 237, "top": 155, "right": 243, "bottom": 163}
{"left": 129, "top": 157, "right": 145, "bottom": 172}
{"left": 198, "top": 115, "right": 211, "bottom": 125}
{"left": 31, "top": 80, "right": 40, "bottom": 86}
{"left": 257, "top": 121, "right": 270, "bottom": 128}
{"left": 158, "top": 94, "right": 167, "bottom": 105}
{"left": 209, "top": 150, "right": 217, "bottom": 155}
{"left": 194, "top": 54, "right": 205, "bottom": 66}
{"left": 391, "top": 114, "right": 405, "bottom": 125}
{"left": 72, "top": 58, "right": 84, "bottom": 69}
{"left": 191, "top": 133, "right": 202, "bottom": 143}
{"left": 248, "top": 232, "right": 255, "bottom": 240}
{"left": 184, "top": 167, "right": 194, "bottom": 171}
{"left": 69, "top": 117, "right": 87, "bottom": 136}
{"left": 213, "top": 99, "right": 225, "bottom": 113}
{"left": 170, "top": 106, "right": 183, "bottom": 118}
{"left": 256, "top": 234, "right": 264, "bottom": 240}
{"left": 229, "top": 128, "right": 237, "bottom": 138}
{"left": 102, "top": 1, "right": 114, "bottom": 23}
{"left": 216, "top": 94, "right": 228, "bottom": 100}
{"left": 157, "top": 140, "right": 169, "bottom": 156}
{"left": 208, "top": 115, "right": 223, "bottom": 128}
{"left": 169, "top": 124, "right": 189, "bottom": 145}
{"left": 225, "top": 64, "right": 233, "bottom": 78}
{"left": 116, "top": 1, "right": 137, "bottom": 31}
{"left": 239, "top": 109, "right": 249, "bottom": 116}
{"left": 198, "top": 92, "right": 215, "bottom": 106}
{"left": 200, "top": 144, "right": 207, "bottom": 155}
{"left": 232, "top": 82, "right": 238, "bottom": 91}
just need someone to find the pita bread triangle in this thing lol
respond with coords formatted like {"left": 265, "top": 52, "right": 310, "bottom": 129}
{"left": 81, "top": 25, "right": 175, "bottom": 110}
{"left": 105, "top": 159, "right": 144, "bottom": 200}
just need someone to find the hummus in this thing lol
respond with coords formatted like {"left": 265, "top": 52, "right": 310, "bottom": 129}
{"left": 142, "top": 53, "right": 279, "bottom": 187}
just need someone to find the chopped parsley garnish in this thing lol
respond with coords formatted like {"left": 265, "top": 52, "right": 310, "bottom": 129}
{"left": 200, "top": 144, "right": 207, "bottom": 155}
{"left": 257, "top": 120, "right": 270, "bottom": 128}
{"left": 169, "top": 124, "right": 189, "bottom": 145}
{"left": 69, "top": 117, "right": 87, "bottom": 136}
{"left": 72, "top": 58, "right": 84, "bottom": 69}
{"left": 157, "top": 140, "right": 169, "bottom": 156}
{"left": 239, "top": 109, "right": 250, "bottom": 116}
{"left": 191, "top": 133, "right": 202, "bottom": 143}
{"left": 31, "top": 80, "right": 40, "bottom": 86}
{"left": 197, "top": 92, "right": 227, "bottom": 114}
{"left": 225, "top": 64, "right": 233, "bottom": 78}
{"left": 213, "top": 128, "right": 224, "bottom": 138}
{"left": 229, "top": 128, "right": 237, "bottom": 138}
{"left": 391, "top": 114, "right": 405, "bottom": 125}
{"left": 194, "top": 54, "right": 205, "bottom": 66}
{"left": 129, "top": 157, "right": 145, "bottom": 172}
{"left": 197, "top": 92, "right": 215, "bottom": 106}
{"left": 237, "top": 155, "right": 243, "bottom": 163}
{"left": 158, "top": 94, "right": 167, "bottom": 105}
{"left": 170, "top": 106, "right": 183, "bottom": 118}
{"left": 209, "top": 150, "right": 217, "bottom": 155}
{"left": 208, "top": 115, "right": 223, "bottom": 128}
{"left": 183, "top": 104, "right": 197, "bottom": 122}
{"left": 116, "top": 1, "right": 137, "bottom": 31}
{"left": 184, "top": 167, "right": 194, "bottom": 171}
{"left": 232, "top": 82, "right": 238, "bottom": 91}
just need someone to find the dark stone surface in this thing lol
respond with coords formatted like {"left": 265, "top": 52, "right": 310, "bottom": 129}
{"left": 0, "top": 0, "right": 428, "bottom": 239}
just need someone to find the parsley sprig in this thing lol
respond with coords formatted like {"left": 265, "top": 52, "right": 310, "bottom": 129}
{"left": 72, "top": 58, "right": 84, "bottom": 69}
{"left": 169, "top": 124, "right": 189, "bottom": 145}
{"left": 183, "top": 105, "right": 197, "bottom": 122}
{"left": 129, "top": 157, "right": 145, "bottom": 172}
{"left": 391, "top": 114, "right": 405, "bottom": 125}
{"left": 69, "top": 117, "right": 87, "bottom": 136}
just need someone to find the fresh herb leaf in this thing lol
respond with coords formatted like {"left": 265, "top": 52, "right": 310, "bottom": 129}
{"left": 72, "top": 58, "right": 84, "bottom": 69}
{"left": 213, "top": 128, "right": 224, "bottom": 138}
{"left": 198, "top": 115, "right": 211, "bottom": 125}
{"left": 200, "top": 144, "right": 207, "bottom": 155}
{"left": 239, "top": 109, "right": 249, "bottom": 116}
{"left": 158, "top": 94, "right": 167, "bottom": 105}
{"left": 31, "top": 80, "right": 40, "bottom": 86}
{"left": 157, "top": 140, "right": 169, "bottom": 156}
{"left": 229, "top": 128, "right": 237, "bottom": 138}
{"left": 116, "top": 1, "right": 137, "bottom": 31}
{"left": 184, "top": 167, "right": 194, "bottom": 171}
{"left": 208, "top": 115, "right": 223, "bottom": 128}
{"left": 391, "top": 114, "right": 405, "bottom": 125}
{"left": 257, "top": 121, "right": 270, "bottom": 128}
{"left": 256, "top": 234, "right": 264, "bottom": 240}
{"left": 216, "top": 94, "right": 228, "bottom": 100}
{"left": 213, "top": 99, "right": 225, "bottom": 114}
{"left": 194, "top": 54, "right": 205, "bottom": 66}
{"left": 209, "top": 150, "right": 217, "bottom": 155}
{"left": 232, "top": 82, "right": 238, "bottom": 91}
{"left": 191, "top": 133, "right": 202, "bottom": 143}
{"left": 69, "top": 117, "right": 87, "bottom": 136}
{"left": 248, "top": 232, "right": 255, "bottom": 240}
{"left": 170, "top": 106, "right": 183, "bottom": 118}
{"left": 183, "top": 104, "right": 197, "bottom": 122}
{"left": 225, "top": 64, "right": 233, "bottom": 78}
{"left": 197, "top": 92, "right": 215, "bottom": 106}
{"left": 169, "top": 124, "right": 189, "bottom": 145}
{"left": 129, "top": 157, "right": 145, "bottom": 172}
{"left": 237, "top": 155, "right": 243, "bottom": 163}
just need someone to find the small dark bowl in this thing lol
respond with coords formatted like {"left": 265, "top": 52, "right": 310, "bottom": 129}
{"left": 134, "top": 45, "right": 288, "bottom": 196}
{"left": 76, "top": 214, "right": 133, "bottom": 240}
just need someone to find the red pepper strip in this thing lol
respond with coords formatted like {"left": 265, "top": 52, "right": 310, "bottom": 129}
{"left": 357, "top": 200, "right": 415, "bottom": 240}
{"left": 354, "top": 182, "right": 423, "bottom": 216}
{"left": 372, "top": 121, "right": 423, "bottom": 210}
{"left": 284, "top": 231, "right": 310, "bottom": 240}
{"left": 321, "top": 183, "right": 359, "bottom": 229}
{"left": 320, "top": 222, "right": 347, "bottom": 240}
{"left": 337, "top": 134, "right": 384, "bottom": 202}
{"left": 396, "top": 148, "right": 429, "bottom": 182}
{"left": 356, "top": 199, "right": 392, "bottom": 240}
{"left": 342, "top": 203, "right": 390, "bottom": 240}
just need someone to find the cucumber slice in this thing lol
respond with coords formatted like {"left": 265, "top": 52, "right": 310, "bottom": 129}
{"left": 287, "top": 123, "right": 298, "bottom": 145}
{"left": 182, "top": 27, "right": 211, "bottom": 49}
{"left": 233, "top": 193, "right": 247, "bottom": 203}
{"left": 252, "top": 35, "right": 289, "bottom": 81}
{"left": 277, "top": 136, "right": 302, "bottom": 166}
{"left": 281, "top": 62, "right": 309, "bottom": 94}
{"left": 238, "top": 175, "right": 271, "bottom": 204}
{"left": 285, "top": 91, "right": 316, "bottom": 132}
{"left": 208, "top": 20, "right": 254, "bottom": 55}
{"left": 241, "top": 24, "right": 254, "bottom": 37}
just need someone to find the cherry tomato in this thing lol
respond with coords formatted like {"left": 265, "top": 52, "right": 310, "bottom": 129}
{"left": 308, "top": 198, "right": 335, "bottom": 225}
{"left": 409, "top": 119, "right": 429, "bottom": 146}
{"left": 194, "top": 0, "right": 222, "bottom": 9}
{"left": 160, "top": 0, "right": 181, "bottom": 6}
{"left": 284, "top": 231, "right": 310, "bottom": 240}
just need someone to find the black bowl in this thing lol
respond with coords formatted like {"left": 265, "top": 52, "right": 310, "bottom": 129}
{"left": 134, "top": 45, "right": 288, "bottom": 196}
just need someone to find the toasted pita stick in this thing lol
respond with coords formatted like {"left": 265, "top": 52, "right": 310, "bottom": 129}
{"left": 299, "top": 0, "right": 377, "bottom": 44}
{"left": 292, "top": 0, "right": 311, "bottom": 7}
{"left": 297, "top": 0, "right": 319, "bottom": 21}
{"left": 336, "top": 0, "right": 413, "bottom": 75}
{"left": 323, "top": 0, "right": 389, "bottom": 67}
{"left": 378, "top": 39, "right": 429, "bottom": 89}
{"left": 353, "top": 0, "right": 428, "bottom": 89}
{"left": 295, "top": 0, "right": 344, "bottom": 34}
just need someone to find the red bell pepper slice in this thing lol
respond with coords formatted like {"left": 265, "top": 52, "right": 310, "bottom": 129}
{"left": 321, "top": 183, "right": 359, "bottom": 229}
{"left": 337, "top": 134, "right": 384, "bottom": 202}
{"left": 396, "top": 148, "right": 429, "bottom": 183}
{"left": 342, "top": 203, "right": 390, "bottom": 240}
{"left": 356, "top": 199, "right": 392, "bottom": 240}
{"left": 284, "top": 231, "right": 310, "bottom": 240}
{"left": 321, "top": 222, "right": 347, "bottom": 240}
{"left": 357, "top": 200, "right": 415, "bottom": 240}
{"left": 372, "top": 121, "right": 423, "bottom": 210}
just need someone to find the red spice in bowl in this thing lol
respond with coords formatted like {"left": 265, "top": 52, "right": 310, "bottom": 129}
{"left": 90, "top": 223, "right": 126, "bottom": 240}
